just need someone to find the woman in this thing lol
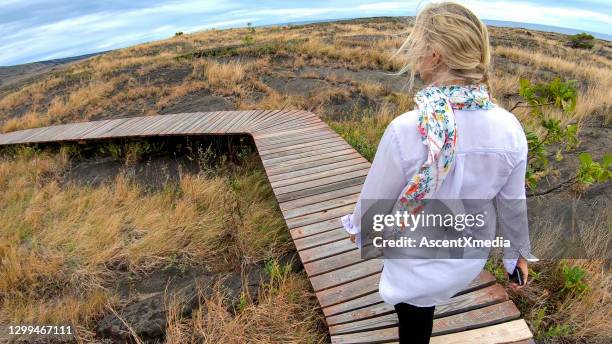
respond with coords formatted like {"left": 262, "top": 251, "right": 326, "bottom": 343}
{"left": 341, "top": 3, "right": 536, "bottom": 343}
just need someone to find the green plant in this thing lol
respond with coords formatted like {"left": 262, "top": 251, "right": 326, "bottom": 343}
{"left": 174, "top": 31, "right": 184, "bottom": 37}
{"left": 485, "top": 259, "right": 506, "bottom": 282}
{"left": 567, "top": 32, "right": 594, "bottom": 49}
{"left": 98, "top": 142, "right": 123, "bottom": 160}
{"left": 264, "top": 259, "right": 292, "bottom": 286}
{"left": 531, "top": 306, "right": 547, "bottom": 337}
{"left": 542, "top": 324, "right": 571, "bottom": 338}
{"left": 513, "top": 78, "right": 580, "bottom": 189}
{"left": 242, "top": 22, "right": 255, "bottom": 45}
{"left": 236, "top": 292, "right": 249, "bottom": 312}
{"left": 247, "top": 22, "right": 255, "bottom": 34}
{"left": 577, "top": 153, "right": 612, "bottom": 186}
{"left": 561, "top": 264, "right": 589, "bottom": 296}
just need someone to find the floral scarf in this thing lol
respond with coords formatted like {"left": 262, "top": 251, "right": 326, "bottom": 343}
{"left": 398, "top": 84, "right": 492, "bottom": 215}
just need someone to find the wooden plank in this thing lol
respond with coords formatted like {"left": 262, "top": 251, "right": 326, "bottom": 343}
{"left": 259, "top": 136, "right": 345, "bottom": 155}
{"left": 157, "top": 113, "right": 204, "bottom": 135}
{"left": 230, "top": 110, "right": 259, "bottom": 131}
{"left": 51, "top": 122, "right": 102, "bottom": 141}
{"left": 285, "top": 203, "right": 356, "bottom": 229}
{"left": 255, "top": 126, "right": 335, "bottom": 144}
{"left": 270, "top": 158, "right": 369, "bottom": 183}
{"left": 298, "top": 237, "right": 357, "bottom": 263}
{"left": 326, "top": 283, "right": 509, "bottom": 328}
{"left": 248, "top": 109, "right": 285, "bottom": 129}
{"left": 293, "top": 228, "right": 348, "bottom": 251}
{"left": 256, "top": 131, "right": 339, "bottom": 150}
{"left": 282, "top": 193, "right": 358, "bottom": 219}
{"left": 252, "top": 122, "right": 329, "bottom": 139}
{"left": 23, "top": 123, "right": 79, "bottom": 143}
{"left": 274, "top": 169, "right": 369, "bottom": 196}
{"left": 262, "top": 149, "right": 361, "bottom": 174}
{"left": 304, "top": 248, "right": 370, "bottom": 276}
{"left": 254, "top": 111, "right": 318, "bottom": 132}
{"left": 261, "top": 143, "right": 355, "bottom": 165}
{"left": 290, "top": 218, "right": 344, "bottom": 239}
{"left": 317, "top": 273, "right": 381, "bottom": 308}
{"left": 279, "top": 184, "right": 362, "bottom": 211}
{"left": 266, "top": 152, "right": 365, "bottom": 176}
{"left": 322, "top": 271, "right": 497, "bottom": 318}
{"left": 204, "top": 111, "right": 238, "bottom": 133}
{"left": 428, "top": 320, "right": 532, "bottom": 344}
{"left": 220, "top": 110, "right": 253, "bottom": 132}
{"left": 260, "top": 139, "right": 351, "bottom": 159}
{"left": 275, "top": 176, "right": 366, "bottom": 203}
{"left": 262, "top": 120, "right": 323, "bottom": 134}
{"left": 310, "top": 259, "right": 382, "bottom": 291}
{"left": 189, "top": 111, "right": 225, "bottom": 132}
{"left": 138, "top": 115, "right": 179, "bottom": 135}
{"left": 251, "top": 109, "right": 302, "bottom": 131}
{"left": 272, "top": 161, "right": 370, "bottom": 188}
{"left": 329, "top": 301, "right": 521, "bottom": 342}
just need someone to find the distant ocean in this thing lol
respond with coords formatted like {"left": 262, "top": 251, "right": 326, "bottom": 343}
{"left": 483, "top": 19, "right": 611, "bottom": 41}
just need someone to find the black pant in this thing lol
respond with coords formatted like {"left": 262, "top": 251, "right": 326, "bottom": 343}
{"left": 394, "top": 303, "right": 435, "bottom": 344}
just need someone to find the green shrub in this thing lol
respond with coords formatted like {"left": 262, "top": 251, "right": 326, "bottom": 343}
{"left": 515, "top": 78, "right": 579, "bottom": 189}
{"left": 577, "top": 152, "right": 612, "bottom": 186}
{"left": 561, "top": 264, "right": 589, "bottom": 296}
{"left": 567, "top": 32, "right": 594, "bottom": 49}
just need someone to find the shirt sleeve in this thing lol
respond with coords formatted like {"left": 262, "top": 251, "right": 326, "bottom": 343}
{"left": 496, "top": 149, "right": 539, "bottom": 274}
{"left": 341, "top": 122, "right": 415, "bottom": 243}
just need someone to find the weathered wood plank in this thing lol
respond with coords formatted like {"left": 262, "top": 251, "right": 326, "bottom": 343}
{"left": 279, "top": 184, "right": 362, "bottom": 211}
{"left": 293, "top": 228, "right": 348, "bottom": 251}
{"left": 285, "top": 203, "right": 356, "bottom": 229}
{"left": 270, "top": 158, "right": 369, "bottom": 183}
{"left": 290, "top": 218, "right": 345, "bottom": 239}
{"left": 304, "top": 248, "right": 371, "bottom": 276}
{"left": 322, "top": 271, "right": 497, "bottom": 318}
{"left": 274, "top": 169, "right": 369, "bottom": 197}
{"left": 310, "top": 259, "right": 382, "bottom": 291}
{"left": 330, "top": 301, "right": 521, "bottom": 342}
{"left": 262, "top": 149, "right": 362, "bottom": 174}
{"left": 317, "top": 273, "right": 382, "bottom": 308}
{"left": 326, "top": 283, "right": 509, "bottom": 328}
{"left": 282, "top": 193, "right": 359, "bottom": 219}
{"left": 431, "top": 320, "right": 533, "bottom": 344}
{"left": 298, "top": 237, "right": 357, "bottom": 263}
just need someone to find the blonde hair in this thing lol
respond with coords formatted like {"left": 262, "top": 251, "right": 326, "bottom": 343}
{"left": 396, "top": 2, "right": 491, "bottom": 91}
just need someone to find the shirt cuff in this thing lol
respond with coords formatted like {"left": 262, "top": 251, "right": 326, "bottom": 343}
{"left": 504, "top": 248, "right": 539, "bottom": 274}
{"left": 341, "top": 214, "right": 360, "bottom": 235}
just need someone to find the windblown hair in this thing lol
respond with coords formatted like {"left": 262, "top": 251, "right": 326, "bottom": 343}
{"left": 396, "top": 2, "right": 492, "bottom": 91}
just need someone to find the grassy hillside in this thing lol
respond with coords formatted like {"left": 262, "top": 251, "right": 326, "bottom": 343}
{"left": 0, "top": 17, "right": 610, "bottom": 343}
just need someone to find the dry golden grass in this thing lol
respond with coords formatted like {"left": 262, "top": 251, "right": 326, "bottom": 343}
{"left": 204, "top": 60, "right": 248, "bottom": 87}
{"left": 494, "top": 45, "right": 612, "bottom": 123}
{"left": 0, "top": 148, "right": 292, "bottom": 338}
{"left": 165, "top": 266, "right": 326, "bottom": 344}
{"left": 558, "top": 260, "right": 611, "bottom": 339}
{"left": 357, "top": 81, "right": 385, "bottom": 98}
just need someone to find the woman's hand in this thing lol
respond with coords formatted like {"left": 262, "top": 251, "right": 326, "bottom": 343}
{"left": 349, "top": 234, "right": 356, "bottom": 243}
{"left": 508, "top": 257, "right": 529, "bottom": 291}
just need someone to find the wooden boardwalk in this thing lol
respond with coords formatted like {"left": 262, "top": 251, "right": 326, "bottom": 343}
{"left": 0, "top": 110, "right": 534, "bottom": 343}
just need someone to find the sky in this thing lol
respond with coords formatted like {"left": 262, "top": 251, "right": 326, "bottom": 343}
{"left": 1, "top": 0, "right": 611, "bottom": 66}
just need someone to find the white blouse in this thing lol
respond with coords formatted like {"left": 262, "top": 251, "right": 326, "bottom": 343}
{"left": 341, "top": 104, "right": 532, "bottom": 307}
